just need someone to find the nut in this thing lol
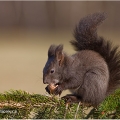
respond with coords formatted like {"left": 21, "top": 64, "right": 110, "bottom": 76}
{"left": 48, "top": 83, "right": 58, "bottom": 94}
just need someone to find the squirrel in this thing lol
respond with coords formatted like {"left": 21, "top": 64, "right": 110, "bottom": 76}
{"left": 43, "top": 12, "right": 120, "bottom": 106}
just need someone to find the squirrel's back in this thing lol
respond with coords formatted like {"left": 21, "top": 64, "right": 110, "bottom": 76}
{"left": 71, "top": 12, "right": 120, "bottom": 95}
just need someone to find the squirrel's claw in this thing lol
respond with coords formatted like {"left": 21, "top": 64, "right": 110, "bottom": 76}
{"left": 62, "top": 95, "right": 81, "bottom": 104}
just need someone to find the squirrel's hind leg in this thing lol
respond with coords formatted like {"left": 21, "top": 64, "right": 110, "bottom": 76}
{"left": 62, "top": 94, "right": 82, "bottom": 104}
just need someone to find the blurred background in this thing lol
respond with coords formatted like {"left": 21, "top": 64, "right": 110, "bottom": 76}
{"left": 0, "top": 1, "right": 120, "bottom": 95}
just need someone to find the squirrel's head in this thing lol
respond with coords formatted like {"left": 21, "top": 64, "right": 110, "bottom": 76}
{"left": 43, "top": 44, "right": 65, "bottom": 85}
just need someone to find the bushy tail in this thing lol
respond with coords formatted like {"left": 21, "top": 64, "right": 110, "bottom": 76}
{"left": 71, "top": 12, "right": 120, "bottom": 94}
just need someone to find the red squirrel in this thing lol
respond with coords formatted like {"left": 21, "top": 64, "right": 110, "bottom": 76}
{"left": 43, "top": 12, "right": 120, "bottom": 106}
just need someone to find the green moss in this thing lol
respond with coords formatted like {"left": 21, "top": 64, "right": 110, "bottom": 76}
{"left": 0, "top": 89, "right": 119, "bottom": 119}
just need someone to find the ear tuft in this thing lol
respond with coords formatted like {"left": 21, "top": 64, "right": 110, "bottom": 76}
{"left": 55, "top": 44, "right": 64, "bottom": 66}
{"left": 48, "top": 45, "right": 57, "bottom": 57}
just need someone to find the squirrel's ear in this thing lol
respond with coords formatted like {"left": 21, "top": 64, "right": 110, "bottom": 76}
{"left": 48, "top": 45, "right": 57, "bottom": 57}
{"left": 55, "top": 44, "right": 64, "bottom": 66}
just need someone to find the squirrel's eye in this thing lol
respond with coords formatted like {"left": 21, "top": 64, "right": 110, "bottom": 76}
{"left": 50, "top": 69, "right": 55, "bottom": 74}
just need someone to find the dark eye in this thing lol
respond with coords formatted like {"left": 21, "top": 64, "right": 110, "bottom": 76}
{"left": 50, "top": 69, "right": 55, "bottom": 74}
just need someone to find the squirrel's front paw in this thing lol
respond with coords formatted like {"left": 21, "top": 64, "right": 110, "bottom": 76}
{"left": 54, "top": 85, "right": 63, "bottom": 96}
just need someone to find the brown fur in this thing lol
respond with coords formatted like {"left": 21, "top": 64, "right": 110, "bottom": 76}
{"left": 43, "top": 12, "right": 120, "bottom": 106}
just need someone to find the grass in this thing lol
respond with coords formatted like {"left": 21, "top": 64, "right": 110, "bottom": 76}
{"left": 0, "top": 89, "right": 119, "bottom": 119}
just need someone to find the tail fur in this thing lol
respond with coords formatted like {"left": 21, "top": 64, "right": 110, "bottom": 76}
{"left": 71, "top": 12, "right": 120, "bottom": 94}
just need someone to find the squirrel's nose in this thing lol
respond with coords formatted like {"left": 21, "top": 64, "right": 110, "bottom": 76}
{"left": 43, "top": 80, "right": 48, "bottom": 84}
{"left": 43, "top": 77, "right": 48, "bottom": 84}
{"left": 43, "top": 74, "right": 49, "bottom": 84}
